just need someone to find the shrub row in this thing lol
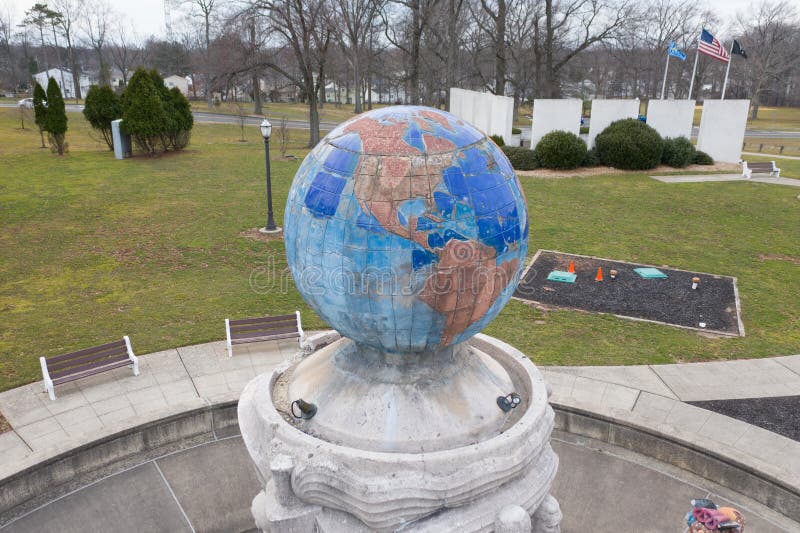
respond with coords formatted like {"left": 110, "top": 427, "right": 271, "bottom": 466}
{"left": 499, "top": 122, "right": 714, "bottom": 172}
{"left": 83, "top": 68, "right": 193, "bottom": 155}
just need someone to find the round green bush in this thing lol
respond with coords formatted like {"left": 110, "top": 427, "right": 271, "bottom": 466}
{"left": 535, "top": 130, "right": 587, "bottom": 169}
{"left": 661, "top": 137, "right": 695, "bottom": 168}
{"left": 83, "top": 85, "right": 122, "bottom": 151}
{"left": 692, "top": 150, "right": 714, "bottom": 165}
{"left": 594, "top": 119, "right": 664, "bottom": 170}
{"left": 581, "top": 148, "right": 600, "bottom": 167}
{"left": 501, "top": 146, "right": 539, "bottom": 170}
{"left": 490, "top": 134, "right": 505, "bottom": 146}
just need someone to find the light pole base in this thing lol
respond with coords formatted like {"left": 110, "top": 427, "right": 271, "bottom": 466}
{"left": 259, "top": 226, "right": 283, "bottom": 235}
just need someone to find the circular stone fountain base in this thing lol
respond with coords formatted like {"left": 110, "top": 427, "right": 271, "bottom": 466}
{"left": 279, "top": 337, "right": 517, "bottom": 453}
{"left": 238, "top": 334, "right": 562, "bottom": 532}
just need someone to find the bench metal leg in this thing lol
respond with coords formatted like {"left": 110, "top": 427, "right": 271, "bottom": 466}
{"left": 295, "top": 311, "right": 305, "bottom": 345}
{"left": 40, "top": 357, "right": 55, "bottom": 401}
{"left": 225, "top": 318, "right": 233, "bottom": 358}
{"left": 124, "top": 335, "right": 140, "bottom": 376}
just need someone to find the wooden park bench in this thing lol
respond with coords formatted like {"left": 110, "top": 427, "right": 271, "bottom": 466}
{"left": 742, "top": 160, "right": 781, "bottom": 179}
{"left": 225, "top": 311, "right": 304, "bottom": 358}
{"left": 40, "top": 337, "right": 139, "bottom": 401}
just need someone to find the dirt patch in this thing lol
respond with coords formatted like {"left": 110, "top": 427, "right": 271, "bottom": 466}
{"left": 514, "top": 250, "right": 742, "bottom": 336}
{"left": 240, "top": 227, "right": 285, "bottom": 243}
{"left": 758, "top": 254, "right": 800, "bottom": 266}
{"left": 0, "top": 412, "right": 11, "bottom": 434}
{"left": 516, "top": 162, "right": 739, "bottom": 179}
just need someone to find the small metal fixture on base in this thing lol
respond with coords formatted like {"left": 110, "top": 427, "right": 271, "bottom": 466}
{"left": 497, "top": 392, "right": 522, "bottom": 412}
{"left": 290, "top": 399, "right": 317, "bottom": 419}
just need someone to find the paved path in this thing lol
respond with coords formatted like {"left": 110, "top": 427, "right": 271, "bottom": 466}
{"left": 651, "top": 173, "right": 800, "bottom": 187}
{"left": 3, "top": 434, "right": 794, "bottom": 532}
{"left": 0, "top": 337, "right": 799, "bottom": 488}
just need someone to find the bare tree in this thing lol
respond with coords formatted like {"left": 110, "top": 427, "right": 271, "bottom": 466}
{"left": 382, "top": 0, "right": 439, "bottom": 103}
{"left": 256, "top": 0, "right": 333, "bottom": 146}
{"left": 83, "top": 0, "right": 112, "bottom": 85}
{"left": 331, "top": 0, "right": 383, "bottom": 113}
{"left": 186, "top": 0, "right": 216, "bottom": 106}
{"left": 538, "top": 0, "right": 633, "bottom": 97}
{"left": 53, "top": 0, "right": 83, "bottom": 100}
{"left": 737, "top": 1, "right": 800, "bottom": 119}
{"left": 278, "top": 115, "right": 289, "bottom": 157}
{"left": 109, "top": 22, "right": 140, "bottom": 87}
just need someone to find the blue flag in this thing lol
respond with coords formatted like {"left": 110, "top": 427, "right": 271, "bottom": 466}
{"left": 668, "top": 41, "right": 686, "bottom": 61}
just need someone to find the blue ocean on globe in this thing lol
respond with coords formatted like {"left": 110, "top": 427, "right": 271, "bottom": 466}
{"left": 284, "top": 106, "right": 529, "bottom": 353}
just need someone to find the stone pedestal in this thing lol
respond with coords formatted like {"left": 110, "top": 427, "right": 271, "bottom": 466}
{"left": 238, "top": 334, "right": 561, "bottom": 532}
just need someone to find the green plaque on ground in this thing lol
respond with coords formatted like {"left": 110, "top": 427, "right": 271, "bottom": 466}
{"left": 634, "top": 267, "right": 668, "bottom": 279}
{"left": 547, "top": 270, "right": 577, "bottom": 283}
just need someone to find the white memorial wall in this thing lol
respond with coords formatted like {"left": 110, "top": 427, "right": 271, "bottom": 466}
{"left": 587, "top": 99, "right": 640, "bottom": 148}
{"left": 696, "top": 100, "right": 750, "bottom": 164}
{"left": 530, "top": 99, "right": 582, "bottom": 149}
{"left": 646, "top": 100, "right": 695, "bottom": 140}
{"left": 449, "top": 88, "right": 514, "bottom": 144}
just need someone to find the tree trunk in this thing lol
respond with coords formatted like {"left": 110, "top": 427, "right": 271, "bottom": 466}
{"left": 353, "top": 51, "right": 362, "bottom": 113}
{"left": 205, "top": 12, "right": 212, "bottom": 108}
{"left": 445, "top": 0, "right": 457, "bottom": 109}
{"left": 409, "top": 0, "right": 421, "bottom": 104}
{"left": 250, "top": 22, "right": 262, "bottom": 114}
{"left": 543, "top": 0, "right": 555, "bottom": 98}
{"left": 494, "top": 0, "right": 506, "bottom": 95}
{"left": 308, "top": 87, "right": 321, "bottom": 146}
{"left": 253, "top": 73, "right": 263, "bottom": 114}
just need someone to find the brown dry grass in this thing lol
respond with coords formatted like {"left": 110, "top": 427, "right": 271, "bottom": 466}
{"left": 516, "top": 162, "right": 738, "bottom": 179}
{"left": 0, "top": 413, "right": 10, "bottom": 434}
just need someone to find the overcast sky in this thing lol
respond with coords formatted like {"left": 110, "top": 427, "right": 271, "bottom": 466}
{"left": 4, "top": 0, "right": 756, "bottom": 41}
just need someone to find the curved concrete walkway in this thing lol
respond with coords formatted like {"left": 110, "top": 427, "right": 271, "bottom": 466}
{"left": 1, "top": 432, "right": 796, "bottom": 532}
{"left": 0, "top": 336, "right": 799, "bottom": 519}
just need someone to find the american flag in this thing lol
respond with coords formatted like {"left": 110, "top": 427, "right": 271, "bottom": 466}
{"left": 698, "top": 29, "right": 729, "bottom": 63}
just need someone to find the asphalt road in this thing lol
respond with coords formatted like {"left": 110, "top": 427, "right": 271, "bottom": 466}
{"left": 3, "top": 103, "right": 339, "bottom": 131}
{"left": 3, "top": 102, "right": 797, "bottom": 138}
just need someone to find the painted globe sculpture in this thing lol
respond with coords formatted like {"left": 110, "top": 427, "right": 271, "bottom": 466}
{"left": 284, "top": 106, "right": 528, "bottom": 353}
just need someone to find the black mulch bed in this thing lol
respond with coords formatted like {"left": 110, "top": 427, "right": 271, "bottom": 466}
{"left": 690, "top": 396, "right": 800, "bottom": 442}
{"left": 514, "top": 250, "right": 742, "bottom": 335}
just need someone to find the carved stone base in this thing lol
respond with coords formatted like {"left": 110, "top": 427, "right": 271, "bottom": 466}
{"left": 239, "top": 334, "right": 561, "bottom": 533}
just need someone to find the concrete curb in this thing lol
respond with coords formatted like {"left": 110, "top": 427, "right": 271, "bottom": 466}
{"left": 2, "top": 396, "right": 798, "bottom": 527}
{"left": 0, "top": 401, "right": 239, "bottom": 525}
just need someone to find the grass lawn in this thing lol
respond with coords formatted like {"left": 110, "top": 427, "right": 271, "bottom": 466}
{"left": 693, "top": 105, "right": 800, "bottom": 131}
{"left": 1, "top": 109, "right": 799, "bottom": 393}
{"left": 743, "top": 137, "right": 800, "bottom": 158}
{"left": 190, "top": 101, "right": 392, "bottom": 124}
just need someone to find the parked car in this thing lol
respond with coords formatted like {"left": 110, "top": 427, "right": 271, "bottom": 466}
{"left": 18, "top": 98, "right": 34, "bottom": 109}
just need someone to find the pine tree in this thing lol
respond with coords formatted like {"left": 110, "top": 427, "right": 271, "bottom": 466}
{"left": 32, "top": 82, "right": 47, "bottom": 149}
{"left": 83, "top": 85, "right": 122, "bottom": 151}
{"left": 44, "top": 78, "right": 68, "bottom": 155}
{"left": 121, "top": 68, "right": 167, "bottom": 154}
{"left": 119, "top": 68, "right": 193, "bottom": 154}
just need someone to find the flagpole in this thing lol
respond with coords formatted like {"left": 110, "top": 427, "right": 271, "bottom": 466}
{"left": 661, "top": 51, "right": 670, "bottom": 99}
{"left": 688, "top": 40, "right": 700, "bottom": 100}
{"left": 721, "top": 40, "right": 735, "bottom": 100}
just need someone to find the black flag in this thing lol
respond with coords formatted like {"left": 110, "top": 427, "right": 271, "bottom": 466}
{"left": 732, "top": 40, "right": 747, "bottom": 59}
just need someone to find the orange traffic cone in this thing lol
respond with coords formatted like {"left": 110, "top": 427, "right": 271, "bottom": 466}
{"left": 568, "top": 261, "right": 575, "bottom": 273}
{"left": 595, "top": 267, "right": 603, "bottom": 282}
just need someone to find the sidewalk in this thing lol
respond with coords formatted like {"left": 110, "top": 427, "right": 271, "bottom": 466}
{"left": 0, "top": 336, "right": 798, "bottom": 486}
{"left": 650, "top": 174, "right": 800, "bottom": 187}
{"left": 0, "top": 338, "right": 297, "bottom": 479}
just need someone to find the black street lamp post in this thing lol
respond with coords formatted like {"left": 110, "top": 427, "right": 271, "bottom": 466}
{"left": 259, "top": 118, "right": 281, "bottom": 234}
